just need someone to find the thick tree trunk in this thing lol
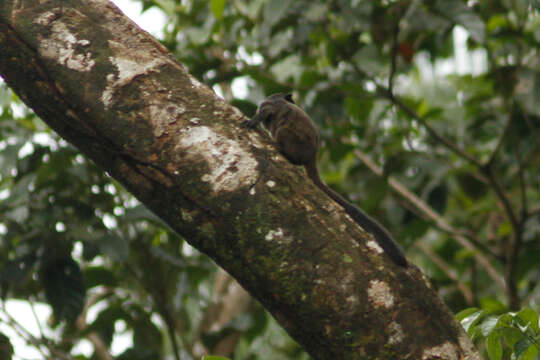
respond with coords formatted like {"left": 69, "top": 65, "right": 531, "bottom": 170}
{"left": 0, "top": 1, "right": 481, "bottom": 358}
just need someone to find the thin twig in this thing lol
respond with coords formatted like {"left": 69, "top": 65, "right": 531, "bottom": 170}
{"left": 124, "top": 261, "right": 190, "bottom": 360}
{"left": 28, "top": 298, "right": 45, "bottom": 341}
{"left": 482, "top": 165, "right": 520, "bottom": 235}
{"left": 353, "top": 149, "right": 507, "bottom": 291}
{"left": 164, "top": 312, "right": 181, "bottom": 360}
{"left": 385, "top": 86, "right": 484, "bottom": 167}
{"left": 76, "top": 291, "right": 114, "bottom": 360}
{"left": 516, "top": 148, "right": 528, "bottom": 221}
{"left": 486, "top": 108, "right": 513, "bottom": 167}
{"left": 388, "top": 12, "right": 400, "bottom": 95}
{"left": 0, "top": 302, "right": 49, "bottom": 359}
{"left": 529, "top": 205, "right": 540, "bottom": 217}
{"left": 414, "top": 242, "right": 474, "bottom": 305}
{"left": 394, "top": 198, "right": 475, "bottom": 304}
{"left": 512, "top": 110, "right": 539, "bottom": 182}
{"left": 351, "top": 61, "right": 484, "bottom": 168}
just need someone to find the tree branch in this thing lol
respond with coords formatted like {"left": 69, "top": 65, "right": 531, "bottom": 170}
{"left": 353, "top": 149, "right": 507, "bottom": 292}
{"left": 414, "top": 243, "right": 474, "bottom": 305}
{"left": 75, "top": 291, "right": 115, "bottom": 360}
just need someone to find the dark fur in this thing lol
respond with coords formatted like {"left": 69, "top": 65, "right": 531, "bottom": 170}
{"left": 243, "top": 93, "right": 408, "bottom": 267}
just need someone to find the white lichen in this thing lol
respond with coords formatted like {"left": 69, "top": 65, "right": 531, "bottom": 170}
{"left": 228, "top": 106, "right": 246, "bottom": 121}
{"left": 367, "top": 280, "right": 394, "bottom": 308}
{"left": 266, "top": 180, "right": 276, "bottom": 188}
{"left": 422, "top": 341, "right": 460, "bottom": 360}
{"left": 101, "top": 40, "right": 170, "bottom": 107}
{"left": 34, "top": 11, "right": 57, "bottom": 26}
{"left": 339, "top": 270, "right": 355, "bottom": 294}
{"left": 388, "top": 321, "right": 404, "bottom": 345}
{"left": 189, "top": 75, "right": 204, "bottom": 88}
{"left": 148, "top": 104, "right": 187, "bottom": 137}
{"left": 181, "top": 209, "right": 194, "bottom": 222}
{"left": 345, "top": 295, "right": 359, "bottom": 306}
{"left": 459, "top": 334, "right": 483, "bottom": 359}
{"left": 176, "top": 126, "right": 258, "bottom": 194}
{"left": 265, "top": 228, "right": 284, "bottom": 241}
{"left": 366, "top": 239, "right": 384, "bottom": 254}
{"left": 34, "top": 13, "right": 95, "bottom": 72}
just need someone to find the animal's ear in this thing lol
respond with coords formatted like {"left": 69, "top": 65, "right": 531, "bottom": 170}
{"left": 284, "top": 93, "right": 295, "bottom": 104}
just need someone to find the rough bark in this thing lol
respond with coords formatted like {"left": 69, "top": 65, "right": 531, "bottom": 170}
{"left": 0, "top": 1, "right": 481, "bottom": 359}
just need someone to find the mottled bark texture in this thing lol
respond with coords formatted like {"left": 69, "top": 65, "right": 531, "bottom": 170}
{"left": 0, "top": 1, "right": 481, "bottom": 359}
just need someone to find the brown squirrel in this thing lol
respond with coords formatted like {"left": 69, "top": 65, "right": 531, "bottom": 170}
{"left": 243, "top": 93, "right": 408, "bottom": 267}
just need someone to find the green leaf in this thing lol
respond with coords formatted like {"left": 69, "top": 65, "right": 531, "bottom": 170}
{"left": 456, "top": 307, "right": 481, "bottom": 321}
{"left": 150, "top": 246, "right": 185, "bottom": 267}
{"left": 86, "top": 305, "right": 127, "bottom": 346}
{"left": 498, "top": 326, "right": 525, "bottom": 347}
{"left": 98, "top": 234, "right": 129, "bottom": 262}
{"left": 0, "top": 83, "right": 12, "bottom": 108}
{"left": 486, "top": 332, "right": 502, "bottom": 360}
{"left": 210, "top": 0, "right": 226, "bottom": 20}
{"left": 0, "top": 254, "right": 36, "bottom": 285}
{"left": 0, "top": 143, "right": 22, "bottom": 177}
{"left": 84, "top": 266, "right": 117, "bottom": 289}
{"left": 5, "top": 206, "right": 29, "bottom": 223}
{"left": 130, "top": 305, "right": 163, "bottom": 354}
{"left": 152, "top": 0, "right": 177, "bottom": 18}
{"left": 486, "top": 14, "right": 509, "bottom": 32}
{"left": 344, "top": 96, "right": 373, "bottom": 121}
{"left": 516, "top": 308, "right": 539, "bottom": 332}
{"left": 352, "top": 45, "right": 385, "bottom": 75}
{"left": 263, "top": 0, "right": 292, "bottom": 26}
{"left": 497, "top": 221, "right": 512, "bottom": 237}
{"left": 6, "top": 173, "right": 35, "bottom": 204}
{"left": 185, "top": 16, "right": 215, "bottom": 45}
{"left": 269, "top": 55, "right": 302, "bottom": 83}
{"left": 516, "top": 69, "right": 540, "bottom": 117}
{"left": 519, "top": 343, "right": 539, "bottom": 360}
{"left": 117, "top": 348, "right": 160, "bottom": 360}
{"left": 457, "top": 309, "right": 483, "bottom": 332}
{"left": 479, "top": 298, "right": 507, "bottom": 314}
{"left": 479, "top": 316, "right": 499, "bottom": 336}
{"left": 514, "top": 337, "right": 534, "bottom": 358}
{"left": 305, "top": 3, "right": 327, "bottom": 21}
{"left": 434, "top": 0, "right": 485, "bottom": 43}
{"left": 202, "top": 356, "right": 231, "bottom": 360}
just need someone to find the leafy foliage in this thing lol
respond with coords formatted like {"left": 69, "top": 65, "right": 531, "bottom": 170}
{"left": 458, "top": 307, "right": 540, "bottom": 360}
{"left": 1, "top": 0, "right": 540, "bottom": 359}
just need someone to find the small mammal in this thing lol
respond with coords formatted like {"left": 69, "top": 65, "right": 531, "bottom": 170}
{"left": 242, "top": 93, "right": 408, "bottom": 267}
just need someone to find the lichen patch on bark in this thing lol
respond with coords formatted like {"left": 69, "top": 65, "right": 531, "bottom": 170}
{"left": 34, "top": 11, "right": 95, "bottom": 72}
{"left": 366, "top": 239, "right": 384, "bottom": 254}
{"left": 102, "top": 40, "right": 170, "bottom": 107}
{"left": 176, "top": 126, "right": 258, "bottom": 194}
{"left": 422, "top": 341, "right": 460, "bottom": 360}
{"left": 367, "top": 279, "right": 394, "bottom": 308}
{"left": 388, "top": 321, "right": 404, "bottom": 344}
{"left": 265, "top": 228, "right": 284, "bottom": 241}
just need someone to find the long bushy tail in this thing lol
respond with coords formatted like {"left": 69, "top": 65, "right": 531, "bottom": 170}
{"left": 305, "top": 163, "right": 408, "bottom": 267}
